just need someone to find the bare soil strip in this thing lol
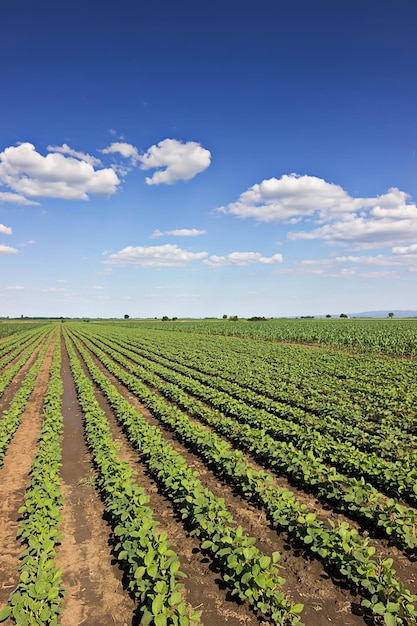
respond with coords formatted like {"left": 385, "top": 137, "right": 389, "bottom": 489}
{"left": 56, "top": 343, "right": 136, "bottom": 626}
{"left": 79, "top": 339, "right": 368, "bottom": 626}
{"left": 105, "top": 339, "right": 417, "bottom": 592}
{"left": 0, "top": 339, "right": 55, "bottom": 614}
{"left": 0, "top": 337, "right": 47, "bottom": 416}
{"left": 71, "top": 336, "right": 259, "bottom": 626}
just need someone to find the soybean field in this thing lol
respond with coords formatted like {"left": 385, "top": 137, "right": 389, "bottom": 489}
{"left": 0, "top": 319, "right": 416, "bottom": 626}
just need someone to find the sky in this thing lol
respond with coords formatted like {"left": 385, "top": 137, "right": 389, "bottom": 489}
{"left": 1, "top": 0, "right": 417, "bottom": 319}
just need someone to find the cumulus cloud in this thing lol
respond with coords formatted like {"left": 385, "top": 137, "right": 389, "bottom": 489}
{"left": 0, "top": 223, "right": 12, "bottom": 235}
{"left": 392, "top": 243, "right": 417, "bottom": 255}
{"left": 6, "top": 285, "right": 24, "bottom": 290}
{"left": 47, "top": 143, "right": 102, "bottom": 167}
{"left": 204, "top": 251, "right": 283, "bottom": 268}
{"left": 289, "top": 213, "right": 417, "bottom": 249}
{"left": 218, "top": 173, "right": 417, "bottom": 250}
{"left": 139, "top": 139, "right": 211, "bottom": 185}
{"left": 0, "top": 142, "right": 120, "bottom": 200}
{"left": 104, "top": 244, "right": 208, "bottom": 267}
{"left": 100, "top": 142, "right": 140, "bottom": 163}
{"left": 151, "top": 228, "right": 207, "bottom": 239}
{"left": 0, "top": 191, "right": 40, "bottom": 205}
{"left": 217, "top": 174, "right": 368, "bottom": 222}
{"left": 0, "top": 244, "right": 18, "bottom": 255}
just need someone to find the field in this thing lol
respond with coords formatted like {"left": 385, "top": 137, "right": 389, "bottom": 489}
{"left": 0, "top": 319, "right": 416, "bottom": 626}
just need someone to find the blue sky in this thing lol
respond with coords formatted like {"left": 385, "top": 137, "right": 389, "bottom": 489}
{"left": 1, "top": 0, "right": 417, "bottom": 318}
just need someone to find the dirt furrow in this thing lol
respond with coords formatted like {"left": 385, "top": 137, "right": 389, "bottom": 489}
{"left": 79, "top": 339, "right": 367, "bottom": 626}
{"left": 0, "top": 336, "right": 48, "bottom": 416}
{"left": 56, "top": 343, "right": 136, "bottom": 626}
{"left": 0, "top": 338, "right": 55, "bottom": 614}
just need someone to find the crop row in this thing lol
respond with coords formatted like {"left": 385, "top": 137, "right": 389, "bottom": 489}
{"left": 0, "top": 325, "right": 50, "bottom": 362}
{"left": 130, "top": 318, "right": 417, "bottom": 357}
{"left": 114, "top": 326, "right": 417, "bottom": 443}
{"left": 0, "top": 331, "right": 64, "bottom": 625}
{"left": 0, "top": 329, "right": 52, "bottom": 400}
{"left": 64, "top": 332, "right": 203, "bottom": 626}
{"left": 65, "top": 329, "right": 305, "bottom": 625}
{"left": 114, "top": 332, "right": 416, "bottom": 461}
{"left": 0, "top": 322, "right": 50, "bottom": 341}
{"left": 71, "top": 327, "right": 417, "bottom": 554}
{"left": 119, "top": 324, "right": 417, "bottom": 435}
{"left": 70, "top": 330, "right": 417, "bottom": 626}
{"left": 87, "top": 330, "right": 417, "bottom": 501}
{"left": 0, "top": 331, "right": 55, "bottom": 466}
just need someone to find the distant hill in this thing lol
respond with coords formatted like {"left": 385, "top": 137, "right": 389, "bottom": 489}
{"left": 347, "top": 310, "right": 417, "bottom": 318}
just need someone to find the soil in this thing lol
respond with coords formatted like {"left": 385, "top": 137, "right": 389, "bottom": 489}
{"left": 0, "top": 327, "right": 416, "bottom": 626}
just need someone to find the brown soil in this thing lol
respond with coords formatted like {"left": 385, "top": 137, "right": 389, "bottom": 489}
{"left": 0, "top": 328, "right": 416, "bottom": 626}
{"left": 0, "top": 338, "right": 55, "bottom": 620}
{"left": 56, "top": 342, "right": 136, "bottom": 626}
{"left": 76, "top": 338, "right": 369, "bottom": 626}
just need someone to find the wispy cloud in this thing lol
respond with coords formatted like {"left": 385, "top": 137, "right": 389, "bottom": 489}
{"left": 205, "top": 251, "right": 283, "bottom": 267}
{"left": 151, "top": 228, "right": 207, "bottom": 239}
{"left": 47, "top": 143, "right": 102, "bottom": 167}
{"left": 104, "top": 244, "right": 208, "bottom": 267}
{"left": 0, "top": 244, "right": 18, "bottom": 255}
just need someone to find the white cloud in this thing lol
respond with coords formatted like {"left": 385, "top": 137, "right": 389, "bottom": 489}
{"left": 92, "top": 285, "right": 104, "bottom": 289}
{"left": 151, "top": 228, "right": 207, "bottom": 239}
{"left": 217, "top": 173, "right": 368, "bottom": 222}
{"left": 100, "top": 142, "right": 140, "bottom": 163}
{"left": 392, "top": 243, "right": 417, "bottom": 255}
{"left": 218, "top": 173, "right": 417, "bottom": 250}
{"left": 0, "top": 244, "right": 18, "bottom": 255}
{"left": 42, "top": 287, "right": 66, "bottom": 293}
{"left": 289, "top": 214, "right": 417, "bottom": 249}
{"left": 47, "top": 143, "right": 102, "bottom": 167}
{"left": 104, "top": 244, "right": 208, "bottom": 267}
{"left": 139, "top": 139, "right": 211, "bottom": 185}
{"left": 0, "top": 191, "right": 39, "bottom": 205}
{"left": 360, "top": 270, "right": 399, "bottom": 279}
{"left": 205, "top": 251, "right": 283, "bottom": 268}
{"left": 0, "top": 223, "right": 12, "bottom": 235}
{"left": 0, "top": 142, "right": 120, "bottom": 200}
{"left": 6, "top": 285, "right": 24, "bottom": 290}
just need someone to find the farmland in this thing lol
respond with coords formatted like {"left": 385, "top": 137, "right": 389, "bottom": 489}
{"left": 0, "top": 319, "right": 416, "bottom": 626}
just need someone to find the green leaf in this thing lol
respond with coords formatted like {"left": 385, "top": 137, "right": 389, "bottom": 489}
{"left": 373, "top": 602, "right": 386, "bottom": 616}
{"left": 0, "top": 606, "right": 11, "bottom": 622}
{"left": 152, "top": 594, "right": 165, "bottom": 616}
{"left": 384, "top": 613, "right": 397, "bottom": 626}
{"left": 154, "top": 614, "right": 167, "bottom": 626}
{"left": 168, "top": 592, "right": 182, "bottom": 607}
{"left": 290, "top": 603, "right": 304, "bottom": 614}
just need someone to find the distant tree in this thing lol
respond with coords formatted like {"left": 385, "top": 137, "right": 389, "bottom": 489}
{"left": 388, "top": 312, "right": 395, "bottom": 318}
{"left": 325, "top": 314, "right": 331, "bottom": 318}
{"left": 162, "top": 315, "right": 170, "bottom": 321}
{"left": 124, "top": 314, "right": 130, "bottom": 320}
{"left": 229, "top": 315, "right": 239, "bottom": 322}
{"left": 222, "top": 314, "right": 228, "bottom": 319}
{"left": 172, "top": 316, "right": 178, "bottom": 321}
{"left": 340, "top": 313, "right": 348, "bottom": 318}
